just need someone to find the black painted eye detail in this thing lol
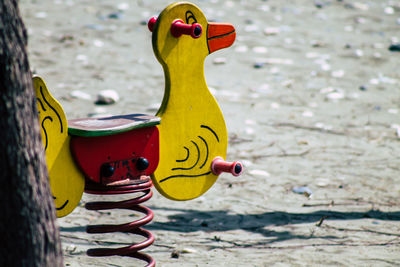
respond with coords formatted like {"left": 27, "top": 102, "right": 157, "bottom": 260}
{"left": 185, "top": 10, "right": 197, "bottom": 25}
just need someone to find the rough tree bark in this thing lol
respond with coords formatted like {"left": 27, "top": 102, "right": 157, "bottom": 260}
{"left": 0, "top": 1, "right": 63, "bottom": 266}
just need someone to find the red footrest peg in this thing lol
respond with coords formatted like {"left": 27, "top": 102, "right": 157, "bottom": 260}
{"left": 211, "top": 157, "right": 243, "bottom": 177}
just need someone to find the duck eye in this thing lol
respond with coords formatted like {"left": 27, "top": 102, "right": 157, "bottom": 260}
{"left": 185, "top": 11, "right": 197, "bottom": 24}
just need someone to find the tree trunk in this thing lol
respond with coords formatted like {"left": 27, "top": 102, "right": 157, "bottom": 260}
{"left": 0, "top": 1, "right": 63, "bottom": 266}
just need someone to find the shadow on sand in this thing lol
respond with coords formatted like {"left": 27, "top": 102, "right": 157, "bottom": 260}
{"left": 60, "top": 207, "right": 400, "bottom": 247}
{"left": 144, "top": 207, "right": 400, "bottom": 246}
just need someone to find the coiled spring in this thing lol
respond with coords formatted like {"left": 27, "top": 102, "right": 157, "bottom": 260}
{"left": 84, "top": 177, "right": 155, "bottom": 267}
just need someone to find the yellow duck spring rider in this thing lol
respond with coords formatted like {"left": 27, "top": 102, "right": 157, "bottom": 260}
{"left": 34, "top": 1, "right": 242, "bottom": 265}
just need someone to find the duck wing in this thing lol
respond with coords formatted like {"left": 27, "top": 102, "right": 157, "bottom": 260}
{"left": 33, "top": 76, "right": 84, "bottom": 217}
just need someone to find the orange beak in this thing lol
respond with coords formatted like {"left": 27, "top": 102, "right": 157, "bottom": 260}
{"left": 207, "top": 22, "right": 236, "bottom": 54}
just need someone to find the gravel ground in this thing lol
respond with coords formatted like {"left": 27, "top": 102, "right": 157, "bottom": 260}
{"left": 21, "top": 0, "right": 400, "bottom": 266}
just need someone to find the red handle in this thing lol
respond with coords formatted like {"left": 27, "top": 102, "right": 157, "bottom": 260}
{"left": 148, "top": 17, "right": 203, "bottom": 39}
{"left": 148, "top": 16, "right": 157, "bottom": 32}
{"left": 211, "top": 157, "right": 243, "bottom": 177}
{"left": 171, "top": 19, "right": 202, "bottom": 38}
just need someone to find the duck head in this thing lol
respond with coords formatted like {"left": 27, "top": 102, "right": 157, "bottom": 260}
{"left": 148, "top": 2, "right": 238, "bottom": 201}
{"left": 149, "top": 2, "right": 236, "bottom": 69}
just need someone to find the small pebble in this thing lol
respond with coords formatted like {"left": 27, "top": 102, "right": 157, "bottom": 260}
{"left": 214, "top": 236, "right": 222, "bottom": 242}
{"left": 379, "top": 75, "right": 397, "bottom": 84}
{"left": 65, "top": 245, "right": 77, "bottom": 253}
{"left": 369, "top": 78, "right": 379, "bottom": 85}
{"left": 352, "top": 2, "right": 369, "bottom": 11}
{"left": 344, "top": 25, "right": 353, "bottom": 32}
{"left": 59, "top": 34, "right": 74, "bottom": 43}
{"left": 213, "top": 57, "right": 227, "bottom": 64}
{"left": 372, "top": 52, "right": 382, "bottom": 59}
{"left": 181, "top": 248, "right": 197, "bottom": 254}
{"left": 391, "top": 124, "right": 400, "bottom": 138}
{"left": 244, "top": 19, "right": 254, "bottom": 25}
{"left": 354, "top": 49, "right": 364, "bottom": 57}
{"left": 225, "top": 1, "right": 235, "bottom": 8}
{"left": 253, "top": 62, "right": 264, "bottom": 69}
{"left": 308, "top": 102, "right": 318, "bottom": 108}
{"left": 244, "top": 25, "right": 259, "bottom": 32}
{"left": 85, "top": 24, "right": 104, "bottom": 31}
{"left": 355, "top": 17, "right": 366, "bottom": 24}
{"left": 284, "top": 38, "right": 293, "bottom": 44}
{"left": 70, "top": 90, "right": 91, "bottom": 100}
{"left": 384, "top": 6, "right": 395, "bottom": 15}
{"left": 245, "top": 119, "right": 256, "bottom": 125}
{"left": 344, "top": 43, "right": 352, "bottom": 49}
{"left": 76, "top": 54, "right": 88, "bottom": 62}
{"left": 320, "top": 87, "right": 334, "bottom": 94}
{"left": 349, "top": 92, "right": 359, "bottom": 99}
{"left": 258, "top": 5, "right": 271, "bottom": 12}
{"left": 93, "top": 39, "right": 104, "bottom": 47}
{"left": 270, "top": 102, "right": 280, "bottom": 109}
{"left": 235, "top": 45, "right": 248, "bottom": 53}
{"left": 315, "top": 122, "right": 328, "bottom": 129}
{"left": 84, "top": 107, "right": 109, "bottom": 119}
{"left": 306, "top": 52, "right": 320, "bottom": 58}
{"left": 245, "top": 127, "right": 255, "bottom": 135}
{"left": 321, "top": 64, "right": 331, "bottom": 71}
{"left": 249, "top": 93, "right": 260, "bottom": 99}
{"left": 248, "top": 169, "right": 270, "bottom": 177}
{"left": 147, "top": 103, "right": 160, "bottom": 112}
{"left": 260, "top": 58, "right": 293, "bottom": 65}
{"left": 359, "top": 85, "right": 367, "bottom": 91}
{"left": 316, "top": 178, "right": 330, "bottom": 187}
{"left": 240, "top": 159, "right": 253, "bottom": 167}
{"left": 302, "top": 111, "right": 314, "bottom": 117}
{"left": 314, "top": 1, "right": 324, "bottom": 9}
{"left": 96, "top": 90, "right": 120, "bottom": 105}
{"left": 331, "top": 69, "right": 345, "bottom": 78}
{"left": 311, "top": 40, "right": 326, "bottom": 47}
{"left": 263, "top": 27, "right": 280, "bottom": 35}
{"left": 117, "top": 3, "right": 129, "bottom": 10}
{"left": 326, "top": 91, "right": 345, "bottom": 100}
{"left": 94, "top": 106, "right": 108, "bottom": 114}
{"left": 35, "top": 12, "right": 47, "bottom": 19}
{"left": 389, "top": 44, "right": 400, "bottom": 52}
{"left": 201, "top": 221, "right": 208, "bottom": 227}
{"left": 274, "top": 15, "right": 283, "bottom": 22}
{"left": 270, "top": 67, "right": 280, "bottom": 74}
{"left": 171, "top": 250, "right": 180, "bottom": 258}
{"left": 108, "top": 12, "right": 123, "bottom": 19}
{"left": 281, "top": 80, "right": 293, "bottom": 87}
{"left": 292, "top": 186, "right": 313, "bottom": 198}
{"left": 252, "top": 46, "right": 268, "bottom": 53}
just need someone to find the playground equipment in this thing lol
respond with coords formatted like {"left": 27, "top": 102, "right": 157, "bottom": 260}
{"left": 34, "top": 2, "right": 241, "bottom": 266}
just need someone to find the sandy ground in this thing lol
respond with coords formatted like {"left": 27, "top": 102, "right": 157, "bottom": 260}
{"left": 20, "top": 0, "right": 400, "bottom": 266}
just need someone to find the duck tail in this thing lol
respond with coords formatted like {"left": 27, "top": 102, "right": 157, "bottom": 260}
{"left": 33, "top": 75, "right": 84, "bottom": 218}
